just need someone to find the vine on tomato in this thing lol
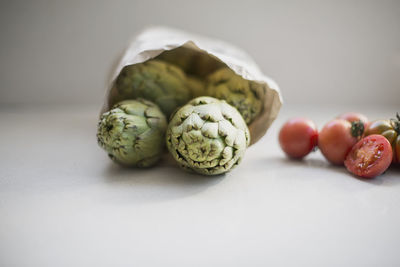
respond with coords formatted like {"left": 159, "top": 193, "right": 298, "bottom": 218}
{"left": 279, "top": 118, "right": 318, "bottom": 159}
{"left": 345, "top": 134, "right": 392, "bottom": 178}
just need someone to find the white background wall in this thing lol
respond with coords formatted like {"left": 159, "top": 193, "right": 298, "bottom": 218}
{"left": 0, "top": 0, "right": 399, "bottom": 106}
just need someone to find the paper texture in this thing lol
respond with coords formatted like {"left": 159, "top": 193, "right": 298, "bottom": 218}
{"left": 102, "top": 26, "right": 282, "bottom": 145}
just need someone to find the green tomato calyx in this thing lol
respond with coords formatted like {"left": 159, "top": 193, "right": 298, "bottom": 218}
{"left": 390, "top": 112, "right": 400, "bottom": 134}
{"left": 351, "top": 120, "right": 365, "bottom": 138}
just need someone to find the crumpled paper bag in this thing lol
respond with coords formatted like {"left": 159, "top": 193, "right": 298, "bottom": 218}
{"left": 102, "top": 26, "right": 282, "bottom": 145}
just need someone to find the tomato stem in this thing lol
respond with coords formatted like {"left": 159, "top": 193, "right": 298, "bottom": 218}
{"left": 350, "top": 120, "right": 364, "bottom": 138}
{"left": 391, "top": 112, "right": 400, "bottom": 134}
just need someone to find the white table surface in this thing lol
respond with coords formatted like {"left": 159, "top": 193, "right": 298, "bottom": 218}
{"left": 0, "top": 104, "right": 399, "bottom": 267}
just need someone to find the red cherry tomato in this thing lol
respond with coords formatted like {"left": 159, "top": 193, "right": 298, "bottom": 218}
{"left": 345, "top": 134, "right": 392, "bottom": 178}
{"left": 318, "top": 119, "right": 363, "bottom": 165}
{"left": 337, "top": 112, "right": 368, "bottom": 124}
{"left": 279, "top": 118, "right": 318, "bottom": 159}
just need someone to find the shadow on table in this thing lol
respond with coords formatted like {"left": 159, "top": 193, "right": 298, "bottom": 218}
{"left": 100, "top": 153, "right": 225, "bottom": 203}
{"left": 254, "top": 156, "right": 400, "bottom": 186}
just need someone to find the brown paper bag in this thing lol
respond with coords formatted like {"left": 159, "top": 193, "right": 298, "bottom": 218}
{"left": 102, "top": 26, "right": 282, "bottom": 145}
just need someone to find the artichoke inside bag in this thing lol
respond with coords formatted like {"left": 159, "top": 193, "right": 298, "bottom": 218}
{"left": 109, "top": 59, "right": 192, "bottom": 118}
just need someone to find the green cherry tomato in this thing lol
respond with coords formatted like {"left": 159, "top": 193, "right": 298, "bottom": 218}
{"left": 365, "top": 113, "right": 400, "bottom": 163}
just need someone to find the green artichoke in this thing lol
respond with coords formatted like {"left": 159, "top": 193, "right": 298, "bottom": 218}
{"left": 97, "top": 99, "right": 167, "bottom": 167}
{"left": 166, "top": 96, "right": 250, "bottom": 175}
{"left": 206, "top": 67, "right": 264, "bottom": 124}
{"left": 113, "top": 60, "right": 191, "bottom": 117}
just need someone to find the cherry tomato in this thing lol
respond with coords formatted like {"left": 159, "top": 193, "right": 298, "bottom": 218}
{"left": 279, "top": 118, "right": 318, "bottom": 159}
{"left": 345, "top": 134, "right": 392, "bottom": 178}
{"left": 337, "top": 112, "right": 368, "bottom": 124}
{"left": 365, "top": 113, "right": 400, "bottom": 163}
{"left": 318, "top": 119, "right": 364, "bottom": 165}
